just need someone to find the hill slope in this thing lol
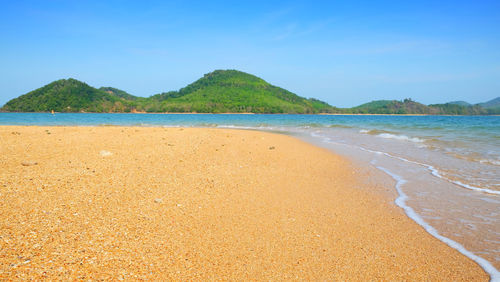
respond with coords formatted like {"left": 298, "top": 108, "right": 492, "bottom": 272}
{"left": 2, "top": 79, "right": 132, "bottom": 112}
{"left": 347, "top": 99, "right": 433, "bottom": 114}
{"left": 99, "top": 87, "right": 139, "bottom": 101}
{"left": 447, "top": 101, "right": 471, "bottom": 107}
{"left": 477, "top": 97, "right": 500, "bottom": 109}
{"left": 346, "top": 99, "right": 495, "bottom": 115}
{"left": 143, "top": 70, "right": 336, "bottom": 113}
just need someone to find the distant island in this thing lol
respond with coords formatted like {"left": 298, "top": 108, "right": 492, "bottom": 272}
{"left": 1, "top": 70, "right": 499, "bottom": 115}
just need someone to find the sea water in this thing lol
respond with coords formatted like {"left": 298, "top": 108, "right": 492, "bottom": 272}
{"left": 1, "top": 113, "right": 499, "bottom": 278}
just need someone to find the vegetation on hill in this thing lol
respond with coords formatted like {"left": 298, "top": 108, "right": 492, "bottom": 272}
{"left": 1, "top": 70, "right": 499, "bottom": 115}
{"left": 427, "top": 103, "right": 486, "bottom": 115}
{"left": 343, "top": 99, "right": 495, "bottom": 115}
{"left": 447, "top": 101, "right": 471, "bottom": 107}
{"left": 343, "top": 99, "right": 430, "bottom": 114}
{"left": 2, "top": 79, "right": 131, "bottom": 113}
{"left": 347, "top": 100, "right": 394, "bottom": 114}
{"left": 141, "top": 70, "right": 337, "bottom": 113}
{"left": 99, "top": 87, "right": 139, "bottom": 101}
{"left": 478, "top": 97, "right": 500, "bottom": 110}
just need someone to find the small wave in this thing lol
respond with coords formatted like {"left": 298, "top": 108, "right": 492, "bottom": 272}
{"left": 358, "top": 129, "right": 427, "bottom": 144}
{"left": 327, "top": 124, "right": 353, "bottom": 129}
{"left": 359, "top": 129, "right": 387, "bottom": 135}
{"left": 217, "top": 125, "right": 260, "bottom": 130}
{"left": 444, "top": 151, "right": 500, "bottom": 167}
{"left": 358, "top": 147, "right": 500, "bottom": 196}
{"left": 376, "top": 166, "right": 500, "bottom": 281}
{"left": 196, "top": 123, "right": 219, "bottom": 127}
{"left": 308, "top": 130, "right": 499, "bottom": 194}
{"left": 216, "top": 124, "right": 283, "bottom": 132}
{"left": 300, "top": 123, "right": 323, "bottom": 128}
{"left": 480, "top": 159, "right": 500, "bottom": 166}
{"left": 377, "top": 133, "right": 425, "bottom": 143}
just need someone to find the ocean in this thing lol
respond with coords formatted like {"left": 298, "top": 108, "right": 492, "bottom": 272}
{"left": 1, "top": 113, "right": 499, "bottom": 278}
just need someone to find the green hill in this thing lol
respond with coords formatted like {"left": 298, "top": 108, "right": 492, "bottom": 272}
{"left": 1, "top": 70, "right": 337, "bottom": 114}
{"left": 142, "top": 70, "right": 336, "bottom": 113}
{"left": 2, "top": 79, "right": 132, "bottom": 113}
{"left": 477, "top": 97, "right": 500, "bottom": 109}
{"left": 345, "top": 99, "right": 498, "bottom": 115}
{"left": 428, "top": 103, "right": 486, "bottom": 115}
{"left": 99, "top": 87, "right": 139, "bottom": 101}
{"left": 347, "top": 99, "right": 432, "bottom": 114}
{"left": 447, "top": 101, "right": 471, "bottom": 107}
{"left": 348, "top": 100, "right": 394, "bottom": 114}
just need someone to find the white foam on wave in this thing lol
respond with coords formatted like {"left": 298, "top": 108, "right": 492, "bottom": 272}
{"left": 359, "top": 129, "right": 370, "bottom": 134}
{"left": 357, "top": 147, "right": 500, "bottom": 196}
{"left": 377, "top": 133, "right": 425, "bottom": 143}
{"left": 375, "top": 166, "right": 500, "bottom": 282}
{"left": 309, "top": 131, "right": 499, "bottom": 195}
{"left": 216, "top": 124, "right": 282, "bottom": 131}
{"left": 310, "top": 132, "right": 332, "bottom": 143}
{"left": 480, "top": 159, "right": 500, "bottom": 166}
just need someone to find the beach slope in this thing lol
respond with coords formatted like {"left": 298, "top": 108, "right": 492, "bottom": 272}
{"left": 0, "top": 126, "right": 487, "bottom": 280}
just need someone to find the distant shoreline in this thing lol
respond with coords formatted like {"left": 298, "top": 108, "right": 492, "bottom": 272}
{"left": 1, "top": 111, "right": 499, "bottom": 116}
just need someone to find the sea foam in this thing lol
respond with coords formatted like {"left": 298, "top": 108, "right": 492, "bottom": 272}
{"left": 357, "top": 147, "right": 500, "bottom": 196}
{"left": 377, "top": 133, "right": 425, "bottom": 143}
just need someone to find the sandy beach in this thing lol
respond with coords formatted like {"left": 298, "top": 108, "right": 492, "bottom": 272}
{"left": 0, "top": 126, "right": 487, "bottom": 280}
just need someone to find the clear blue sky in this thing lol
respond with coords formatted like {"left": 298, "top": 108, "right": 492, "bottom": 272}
{"left": 1, "top": 0, "right": 499, "bottom": 107}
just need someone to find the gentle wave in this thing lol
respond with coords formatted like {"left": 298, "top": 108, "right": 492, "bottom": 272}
{"left": 377, "top": 133, "right": 425, "bottom": 143}
{"left": 356, "top": 146, "right": 500, "bottom": 195}
{"left": 312, "top": 130, "right": 500, "bottom": 194}
{"left": 360, "top": 129, "right": 500, "bottom": 167}
{"left": 328, "top": 124, "right": 354, "bottom": 129}
{"left": 447, "top": 153, "right": 500, "bottom": 167}
{"left": 359, "top": 129, "right": 387, "bottom": 135}
{"left": 359, "top": 129, "right": 426, "bottom": 143}
{"left": 480, "top": 159, "right": 500, "bottom": 166}
{"left": 216, "top": 124, "right": 285, "bottom": 132}
{"left": 298, "top": 123, "right": 324, "bottom": 128}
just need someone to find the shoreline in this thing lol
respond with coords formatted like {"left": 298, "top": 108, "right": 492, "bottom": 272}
{"left": 1, "top": 111, "right": 499, "bottom": 116}
{"left": 0, "top": 126, "right": 488, "bottom": 280}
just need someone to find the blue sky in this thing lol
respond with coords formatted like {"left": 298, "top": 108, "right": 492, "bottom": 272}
{"left": 1, "top": 0, "right": 499, "bottom": 107}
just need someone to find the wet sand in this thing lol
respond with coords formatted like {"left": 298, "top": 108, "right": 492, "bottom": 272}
{"left": 0, "top": 126, "right": 487, "bottom": 280}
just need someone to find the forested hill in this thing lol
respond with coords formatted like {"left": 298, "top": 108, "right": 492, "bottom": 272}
{"left": 1, "top": 70, "right": 337, "bottom": 114}
{"left": 1, "top": 70, "right": 499, "bottom": 114}
{"left": 146, "top": 70, "right": 336, "bottom": 113}
{"left": 1, "top": 79, "right": 127, "bottom": 112}
{"left": 345, "top": 99, "right": 497, "bottom": 115}
{"left": 99, "top": 87, "right": 138, "bottom": 101}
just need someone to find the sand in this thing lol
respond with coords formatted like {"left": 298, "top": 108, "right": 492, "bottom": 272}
{"left": 0, "top": 126, "right": 487, "bottom": 280}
